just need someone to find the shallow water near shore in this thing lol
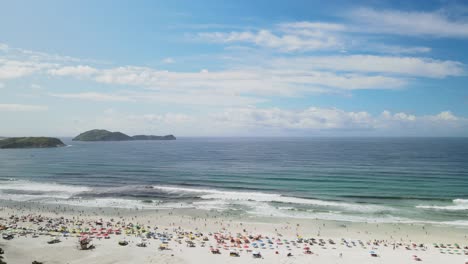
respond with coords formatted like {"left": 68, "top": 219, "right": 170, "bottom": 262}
{"left": 0, "top": 137, "right": 467, "bottom": 226}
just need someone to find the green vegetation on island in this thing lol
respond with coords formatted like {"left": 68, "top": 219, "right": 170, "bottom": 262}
{"left": 72, "top": 129, "right": 132, "bottom": 141}
{"left": 73, "top": 129, "right": 176, "bottom": 141}
{"left": 0, "top": 137, "right": 65, "bottom": 149}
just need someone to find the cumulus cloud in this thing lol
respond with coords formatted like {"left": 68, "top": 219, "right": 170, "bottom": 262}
{"left": 214, "top": 106, "right": 467, "bottom": 133}
{"left": 0, "top": 103, "right": 48, "bottom": 112}
{"left": 216, "top": 107, "right": 375, "bottom": 130}
{"left": 430, "top": 111, "right": 458, "bottom": 121}
{"left": 59, "top": 107, "right": 468, "bottom": 137}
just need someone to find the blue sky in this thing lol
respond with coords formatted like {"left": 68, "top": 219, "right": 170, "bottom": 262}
{"left": 0, "top": 0, "right": 467, "bottom": 136}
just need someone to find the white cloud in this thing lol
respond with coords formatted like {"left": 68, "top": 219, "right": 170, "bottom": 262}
{"left": 216, "top": 107, "right": 375, "bottom": 129}
{"left": 50, "top": 91, "right": 264, "bottom": 106}
{"left": 380, "top": 110, "right": 416, "bottom": 122}
{"left": 0, "top": 103, "right": 48, "bottom": 112}
{"left": 46, "top": 53, "right": 465, "bottom": 99}
{"left": 350, "top": 8, "right": 468, "bottom": 38}
{"left": 56, "top": 107, "right": 468, "bottom": 137}
{"left": 0, "top": 83, "right": 4, "bottom": 89}
{"left": 197, "top": 18, "right": 447, "bottom": 54}
{"left": 199, "top": 29, "right": 342, "bottom": 52}
{"left": 279, "top": 22, "right": 346, "bottom": 32}
{"left": 273, "top": 55, "right": 464, "bottom": 78}
{"left": 48, "top": 63, "right": 409, "bottom": 96}
{"left": 48, "top": 65, "right": 98, "bottom": 77}
{"left": 50, "top": 92, "right": 133, "bottom": 102}
{"left": 370, "top": 44, "right": 431, "bottom": 54}
{"left": 0, "top": 42, "right": 102, "bottom": 64}
{"left": 214, "top": 107, "right": 467, "bottom": 133}
{"left": 0, "top": 59, "right": 54, "bottom": 79}
{"left": 430, "top": 111, "right": 458, "bottom": 121}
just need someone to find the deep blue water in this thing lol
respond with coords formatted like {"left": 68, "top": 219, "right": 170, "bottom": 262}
{"left": 0, "top": 137, "right": 467, "bottom": 224}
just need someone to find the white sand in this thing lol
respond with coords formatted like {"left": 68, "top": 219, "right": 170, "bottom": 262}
{"left": 1, "top": 202, "right": 467, "bottom": 264}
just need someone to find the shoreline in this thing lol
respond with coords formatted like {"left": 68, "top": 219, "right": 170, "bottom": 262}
{"left": 1, "top": 200, "right": 467, "bottom": 263}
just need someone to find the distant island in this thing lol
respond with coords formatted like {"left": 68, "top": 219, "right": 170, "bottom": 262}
{"left": 0, "top": 137, "right": 65, "bottom": 149}
{"left": 132, "top": 135, "right": 176, "bottom": 140}
{"left": 73, "top": 129, "right": 132, "bottom": 141}
{"left": 73, "top": 129, "right": 176, "bottom": 141}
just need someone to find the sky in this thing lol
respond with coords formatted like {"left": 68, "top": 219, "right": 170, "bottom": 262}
{"left": 0, "top": 0, "right": 468, "bottom": 137}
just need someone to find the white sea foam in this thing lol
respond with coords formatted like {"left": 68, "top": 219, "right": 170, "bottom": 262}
{"left": 46, "top": 198, "right": 193, "bottom": 210}
{"left": 152, "top": 185, "right": 391, "bottom": 213}
{"left": 0, "top": 193, "right": 70, "bottom": 202}
{"left": 247, "top": 203, "right": 468, "bottom": 227}
{"left": 192, "top": 200, "right": 231, "bottom": 211}
{"left": 0, "top": 180, "right": 90, "bottom": 194}
{"left": 247, "top": 202, "right": 409, "bottom": 223}
{"left": 0, "top": 180, "right": 91, "bottom": 202}
{"left": 416, "top": 199, "right": 468, "bottom": 211}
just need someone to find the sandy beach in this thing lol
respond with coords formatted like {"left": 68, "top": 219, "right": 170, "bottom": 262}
{"left": 1, "top": 201, "right": 467, "bottom": 264}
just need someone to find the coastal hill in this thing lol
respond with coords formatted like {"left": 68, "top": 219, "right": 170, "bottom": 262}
{"left": 73, "top": 129, "right": 132, "bottom": 141}
{"left": 73, "top": 129, "right": 176, "bottom": 141}
{"left": 0, "top": 137, "right": 65, "bottom": 149}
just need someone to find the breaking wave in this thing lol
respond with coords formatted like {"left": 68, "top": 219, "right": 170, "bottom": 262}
{"left": 1, "top": 181, "right": 467, "bottom": 227}
{"left": 0, "top": 180, "right": 90, "bottom": 200}
{"left": 416, "top": 199, "right": 468, "bottom": 211}
{"left": 152, "top": 185, "right": 392, "bottom": 213}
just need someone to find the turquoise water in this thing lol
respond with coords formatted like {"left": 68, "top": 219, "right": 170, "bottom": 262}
{"left": 0, "top": 137, "right": 467, "bottom": 225}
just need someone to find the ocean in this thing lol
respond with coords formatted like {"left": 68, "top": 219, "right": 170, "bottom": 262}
{"left": 0, "top": 137, "right": 467, "bottom": 226}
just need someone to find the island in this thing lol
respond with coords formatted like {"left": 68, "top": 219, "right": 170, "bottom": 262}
{"left": 72, "top": 129, "right": 176, "bottom": 141}
{"left": 0, "top": 137, "right": 65, "bottom": 149}
{"left": 72, "top": 129, "right": 133, "bottom": 141}
{"left": 132, "top": 135, "right": 176, "bottom": 140}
